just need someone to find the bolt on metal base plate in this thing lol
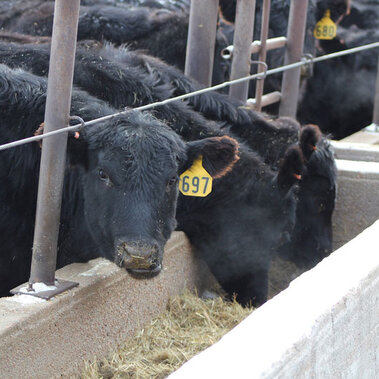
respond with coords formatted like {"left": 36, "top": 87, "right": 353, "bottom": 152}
{"left": 10, "top": 278, "right": 79, "bottom": 300}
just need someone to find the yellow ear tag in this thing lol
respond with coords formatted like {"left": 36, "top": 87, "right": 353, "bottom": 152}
{"left": 179, "top": 155, "right": 212, "bottom": 197}
{"left": 314, "top": 9, "right": 337, "bottom": 40}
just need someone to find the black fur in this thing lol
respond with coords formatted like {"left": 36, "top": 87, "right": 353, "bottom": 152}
{"left": 0, "top": 64, "right": 239, "bottom": 297}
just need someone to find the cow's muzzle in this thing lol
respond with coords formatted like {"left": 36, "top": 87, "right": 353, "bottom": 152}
{"left": 115, "top": 241, "right": 162, "bottom": 277}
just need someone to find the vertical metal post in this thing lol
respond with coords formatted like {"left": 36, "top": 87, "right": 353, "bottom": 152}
{"left": 185, "top": 0, "right": 219, "bottom": 87}
{"left": 279, "top": 0, "right": 309, "bottom": 118}
{"left": 254, "top": 0, "right": 271, "bottom": 111}
{"left": 229, "top": 0, "right": 256, "bottom": 102}
{"left": 373, "top": 51, "right": 379, "bottom": 129}
{"left": 29, "top": 0, "right": 81, "bottom": 285}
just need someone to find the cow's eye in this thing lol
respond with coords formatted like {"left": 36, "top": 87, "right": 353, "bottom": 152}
{"left": 167, "top": 176, "right": 178, "bottom": 187}
{"left": 98, "top": 169, "right": 110, "bottom": 182}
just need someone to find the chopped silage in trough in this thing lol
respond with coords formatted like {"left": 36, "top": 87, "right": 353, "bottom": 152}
{"left": 81, "top": 291, "right": 253, "bottom": 379}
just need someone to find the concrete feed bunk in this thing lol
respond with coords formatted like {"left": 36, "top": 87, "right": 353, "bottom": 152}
{"left": 0, "top": 141, "right": 378, "bottom": 378}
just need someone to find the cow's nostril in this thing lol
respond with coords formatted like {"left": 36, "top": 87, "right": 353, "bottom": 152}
{"left": 115, "top": 241, "right": 161, "bottom": 272}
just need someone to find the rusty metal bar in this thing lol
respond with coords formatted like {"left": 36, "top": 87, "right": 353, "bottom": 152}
{"left": 247, "top": 91, "right": 282, "bottom": 109}
{"left": 184, "top": 0, "right": 219, "bottom": 86}
{"left": 373, "top": 51, "right": 379, "bottom": 128}
{"left": 29, "top": 0, "right": 81, "bottom": 286}
{"left": 221, "top": 37, "right": 287, "bottom": 59}
{"left": 279, "top": 0, "right": 309, "bottom": 118}
{"left": 254, "top": 0, "right": 271, "bottom": 111}
{"left": 229, "top": 0, "right": 256, "bottom": 102}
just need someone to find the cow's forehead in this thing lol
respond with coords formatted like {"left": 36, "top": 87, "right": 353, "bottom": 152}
{"left": 87, "top": 112, "right": 186, "bottom": 154}
{"left": 86, "top": 112, "right": 186, "bottom": 177}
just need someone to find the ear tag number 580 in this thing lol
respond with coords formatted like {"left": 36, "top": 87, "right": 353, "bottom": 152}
{"left": 179, "top": 155, "right": 212, "bottom": 197}
{"left": 313, "top": 9, "right": 336, "bottom": 40}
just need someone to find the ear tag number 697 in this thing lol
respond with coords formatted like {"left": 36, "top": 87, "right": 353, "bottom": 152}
{"left": 179, "top": 155, "right": 212, "bottom": 197}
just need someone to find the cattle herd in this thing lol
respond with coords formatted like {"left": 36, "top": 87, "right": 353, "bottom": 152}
{"left": 0, "top": 0, "right": 376, "bottom": 306}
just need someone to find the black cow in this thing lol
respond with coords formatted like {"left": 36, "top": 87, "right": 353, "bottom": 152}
{"left": 277, "top": 125, "right": 337, "bottom": 268}
{"left": 296, "top": 0, "right": 378, "bottom": 139}
{"left": 175, "top": 144, "right": 303, "bottom": 307}
{"left": 298, "top": 26, "right": 378, "bottom": 138}
{"left": 0, "top": 64, "right": 239, "bottom": 298}
{"left": 221, "top": 115, "right": 337, "bottom": 269}
{"left": 0, "top": 41, "right": 335, "bottom": 289}
{"left": 0, "top": 1, "right": 230, "bottom": 87}
{"left": 81, "top": 0, "right": 190, "bottom": 11}
{"left": 0, "top": 61, "right": 304, "bottom": 306}
{"left": 0, "top": 39, "right": 299, "bottom": 156}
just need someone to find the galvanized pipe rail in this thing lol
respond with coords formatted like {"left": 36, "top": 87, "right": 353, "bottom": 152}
{"left": 247, "top": 91, "right": 281, "bottom": 109}
{"left": 12, "top": 0, "right": 81, "bottom": 298}
{"left": 373, "top": 50, "right": 379, "bottom": 129}
{"left": 254, "top": 0, "right": 271, "bottom": 111}
{"left": 1, "top": 42, "right": 379, "bottom": 153}
{"left": 221, "top": 37, "right": 287, "bottom": 59}
{"left": 229, "top": 0, "right": 256, "bottom": 102}
{"left": 279, "top": 0, "right": 309, "bottom": 118}
{"left": 184, "top": 0, "right": 219, "bottom": 87}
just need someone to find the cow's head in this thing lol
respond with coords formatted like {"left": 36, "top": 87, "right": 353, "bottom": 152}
{"left": 293, "top": 137, "right": 337, "bottom": 267}
{"left": 68, "top": 111, "right": 239, "bottom": 276}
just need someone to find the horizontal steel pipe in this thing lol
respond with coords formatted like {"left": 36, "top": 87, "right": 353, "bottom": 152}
{"left": 221, "top": 37, "right": 287, "bottom": 60}
{"left": 246, "top": 91, "right": 282, "bottom": 109}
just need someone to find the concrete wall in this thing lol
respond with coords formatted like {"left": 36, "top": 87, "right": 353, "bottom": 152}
{"left": 0, "top": 232, "right": 214, "bottom": 379}
{"left": 333, "top": 158, "right": 379, "bottom": 250}
{"left": 331, "top": 140, "right": 379, "bottom": 162}
{"left": 169, "top": 220, "right": 379, "bottom": 379}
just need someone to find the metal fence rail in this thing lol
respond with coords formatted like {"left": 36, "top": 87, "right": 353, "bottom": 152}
{"left": 228, "top": 0, "right": 256, "bottom": 102}
{"left": 279, "top": 0, "right": 309, "bottom": 118}
{"left": 28, "top": 0, "right": 80, "bottom": 296}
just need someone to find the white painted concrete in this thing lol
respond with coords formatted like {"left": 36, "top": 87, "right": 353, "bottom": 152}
{"left": 170, "top": 220, "right": 379, "bottom": 379}
{"left": 333, "top": 159, "right": 379, "bottom": 250}
{"left": 331, "top": 140, "right": 379, "bottom": 162}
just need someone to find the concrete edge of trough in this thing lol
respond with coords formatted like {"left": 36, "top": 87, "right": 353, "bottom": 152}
{"left": 333, "top": 158, "right": 379, "bottom": 250}
{"left": 169, "top": 220, "right": 379, "bottom": 379}
{"left": 338, "top": 128, "right": 379, "bottom": 145}
{"left": 336, "top": 158, "right": 379, "bottom": 179}
{"left": 0, "top": 231, "right": 215, "bottom": 379}
{"left": 331, "top": 140, "right": 379, "bottom": 162}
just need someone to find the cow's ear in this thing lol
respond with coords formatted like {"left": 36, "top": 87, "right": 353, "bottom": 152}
{"left": 34, "top": 123, "right": 89, "bottom": 169}
{"left": 277, "top": 145, "right": 304, "bottom": 190}
{"left": 66, "top": 132, "right": 89, "bottom": 169}
{"left": 184, "top": 136, "right": 239, "bottom": 178}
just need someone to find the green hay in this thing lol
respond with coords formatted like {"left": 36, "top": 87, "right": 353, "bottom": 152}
{"left": 81, "top": 291, "right": 253, "bottom": 379}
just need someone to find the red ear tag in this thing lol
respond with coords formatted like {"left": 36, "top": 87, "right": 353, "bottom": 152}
{"left": 74, "top": 132, "right": 80, "bottom": 139}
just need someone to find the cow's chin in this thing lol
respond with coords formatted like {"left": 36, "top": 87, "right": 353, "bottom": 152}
{"left": 126, "top": 264, "right": 162, "bottom": 279}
